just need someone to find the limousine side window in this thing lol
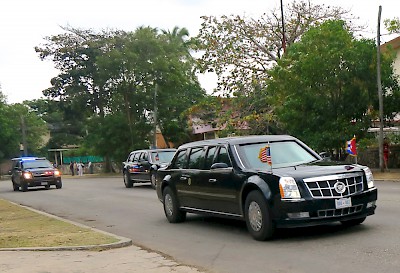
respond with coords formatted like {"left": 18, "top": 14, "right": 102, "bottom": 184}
{"left": 204, "top": 146, "right": 216, "bottom": 170}
{"left": 215, "top": 146, "right": 232, "bottom": 167}
{"left": 133, "top": 152, "right": 141, "bottom": 162}
{"left": 172, "top": 149, "right": 187, "bottom": 169}
{"left": 140, "top": 152, "right": 148, "bottom": 161}
{"left": 188, "top": 147, "right": 204, "bottom": 169}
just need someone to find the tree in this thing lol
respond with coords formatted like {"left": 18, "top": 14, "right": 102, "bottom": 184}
{"left": 35, "top": 26, "right": 205, "bottom": 164}
{"left": 94, "top": 26, "right": 205, "bottom": 148}
{"left": 35, "top": 26, "right": 115, "bottom": 118}
{"left": 268, "top": 20, "right": 398, "bottom": 156}
{"left": 384, "top": 18, "right": 400, "bottom": 34}
{"left": 26, "top": 98, "right": 86, "bottom": 149}
{"left": 0, "top": 92, "right": 48, "bottom": 161}
{"left": 195, "top": 0, "right": 352, "bottom": 96}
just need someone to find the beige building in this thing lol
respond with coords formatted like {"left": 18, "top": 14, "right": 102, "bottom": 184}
{"left": 381, "top": 36, "right": 400, "bottom": 76}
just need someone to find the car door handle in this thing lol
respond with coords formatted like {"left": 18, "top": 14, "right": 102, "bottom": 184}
{"left": 209, "top": 179, "right": 217, "bottom": 183}
{"left": 180, "top": 177, "right": 188, "bottom": 181}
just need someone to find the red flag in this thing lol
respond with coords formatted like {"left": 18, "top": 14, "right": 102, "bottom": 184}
{"left": 346, "top": 136, "right": 357, "bottom": 156}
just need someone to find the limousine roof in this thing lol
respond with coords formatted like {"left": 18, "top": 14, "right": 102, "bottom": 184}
{"left": 179, "top": 135, "right": 297, "bottom": 149}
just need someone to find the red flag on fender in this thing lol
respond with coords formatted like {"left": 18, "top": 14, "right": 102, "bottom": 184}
{"left": 346, "top": 136, "right": 357, "bottom": 156}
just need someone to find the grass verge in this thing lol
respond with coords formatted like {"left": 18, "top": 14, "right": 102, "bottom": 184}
{"left": 0, "top": 199, "right": 119, "bottom": 248}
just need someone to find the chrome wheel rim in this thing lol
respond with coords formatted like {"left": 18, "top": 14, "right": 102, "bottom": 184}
{"left": 165, "top": 193, "right": 173, "bottom": 216}
{"left": 248, "top": 201, "right": 262, "bottom": 232}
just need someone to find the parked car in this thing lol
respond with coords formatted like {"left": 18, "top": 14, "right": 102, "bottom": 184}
{"left": 10, "top": 157, "right": 62, "bottom": 192}
{"left": 156, "top": 135, "right": 378, "bottom": 241}
{"left": 123, "top": 148, "right": 176, "bottom": 189}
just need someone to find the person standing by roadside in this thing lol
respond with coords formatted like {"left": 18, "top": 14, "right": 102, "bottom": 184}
{"left": 69, "top": 162, "right": 74, "bottom": 176}
{"left": 78, "top": 162, "right": 84, "bottom": 176}
{"left": 88, "top": 161, "right": 93, "bottom": 174}
{"left": 383, "top": 138, "right": 390, "bottom": 171}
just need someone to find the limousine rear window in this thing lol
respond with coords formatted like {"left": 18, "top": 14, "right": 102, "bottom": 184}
{"left": 238, "top": 141, "right": 317, "bottom": 169}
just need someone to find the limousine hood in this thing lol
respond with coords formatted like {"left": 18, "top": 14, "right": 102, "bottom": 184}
{"left": 271, "top": 162, "right": 367, "bottom": 180}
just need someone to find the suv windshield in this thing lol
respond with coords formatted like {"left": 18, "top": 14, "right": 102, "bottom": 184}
{"left": 22, "top": 160, "right": 53, "bottom": 169}
{"left": 151, "top": 151, "right": 176, "bottom": 163}
{"left": 238, "top": 141, "right": 317, "bottom": 169}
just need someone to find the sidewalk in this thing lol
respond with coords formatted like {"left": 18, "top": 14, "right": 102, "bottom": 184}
{"left": 0, "top": 246, "right": 206, "bottom": 273}
{"left": 372, "top": 168, "right": 400, "bottom": 181}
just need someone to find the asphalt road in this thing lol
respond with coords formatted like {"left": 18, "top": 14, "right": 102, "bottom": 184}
{"left": 1, "top": 177, "right": 399, "bottom": 273}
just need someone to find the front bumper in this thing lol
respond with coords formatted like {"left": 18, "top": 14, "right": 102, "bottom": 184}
{"left": 273, "top": 187, "right": 378, "bottom": 228}
{"left": 22, "top": 177, "right": 61, "bottom": 187}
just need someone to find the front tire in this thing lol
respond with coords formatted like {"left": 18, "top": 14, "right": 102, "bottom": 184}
{"left": 150, "top": 172, "right": 157, "bottom": 190}
{"left": 163, "top": 186, "right": 186, "bottom": 223}
{"left": 21, "top": 183, "right": 28, "bottom": 192}
{"left": 56, "top": 180, "right": 62, "bottom": 189}
{"left": 123, "top": 172, "right": 133, "bottom": 188}
{"left": 245, "top": 190, "right": 275, "bottom": 241}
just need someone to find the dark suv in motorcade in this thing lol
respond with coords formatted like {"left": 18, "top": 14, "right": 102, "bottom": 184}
{"left": 123, "top": 148, "right": 176, "bottom": 189}
{"left": 156, "top": 135, "right": 378, "bottom": 241}
{"left": 10, "top": 157, "right": 62, "bottom": 192}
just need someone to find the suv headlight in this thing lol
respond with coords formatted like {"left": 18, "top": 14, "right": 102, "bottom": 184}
{"left": 279, "top": 177, "right": 301, "bottom": 199}
{"left": 23, "top": 172, "right": 33, "bottom": 179}
{"left": 363, "top": 167, "right": 374, "bottom": 189}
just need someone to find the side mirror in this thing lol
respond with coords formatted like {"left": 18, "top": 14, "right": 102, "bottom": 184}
{"left": 211, "top": 162, "right": 229, "bottom": 169}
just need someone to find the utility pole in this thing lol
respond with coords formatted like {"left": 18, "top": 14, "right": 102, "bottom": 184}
{"left": 280, "top": 0, "right": 287, "bottom": 52}
{"left": 153, "top": 84, "right": 158, "bottom": 149}
{"left": 20, "top": 115, "right": 28, "bottom": 156}
{"left": 377, "top": 6, "right": 384, "bottom": 172}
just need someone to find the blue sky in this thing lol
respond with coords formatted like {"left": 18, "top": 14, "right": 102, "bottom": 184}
{"left": 0, "top": 0, "right": 398, "bottom": 103}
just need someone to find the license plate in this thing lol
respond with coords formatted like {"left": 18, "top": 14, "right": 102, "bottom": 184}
{"left": 41, "top": 182, "right": 48, "bottom": 186}
{"left": 335, "top": 197, "right": 352, "bottom": 209}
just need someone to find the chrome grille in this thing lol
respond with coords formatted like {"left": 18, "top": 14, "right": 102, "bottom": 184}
{"left": 318, "top": 204, "right": 363, "bottom": 218}
{"left": 303, "top": 173, "right": 364, "bottom": 199}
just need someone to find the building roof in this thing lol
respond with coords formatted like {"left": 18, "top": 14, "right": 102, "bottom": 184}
{"left": 381, "top": 36, "right": 400, "bottom": 52}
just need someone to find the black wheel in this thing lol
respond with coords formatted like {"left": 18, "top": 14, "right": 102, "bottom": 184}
{"left": 341, "top": 216, "right": 366, "bottom": 227}
{"left": 123, "top": 172, "right": 133, "bottom": 188}
{"left": 150, "top": 172, "right": 157, "bottom": 190}
{"left": 245, "top": 190, "right": 275, "bottom": 241}
{"left": 12, "top": 182, "right": 19, "bottom": 191}
{"left": 163, "top": 186, "right": 186, "bottom": 223}
{"left": 56, "top": 181, "right": 62, "bottom": 189}
{"left": 45, "top": 185, "right": 50, "bottom": 190}
{"left": 21, "top": 183, "right": 28, "bottom": 192}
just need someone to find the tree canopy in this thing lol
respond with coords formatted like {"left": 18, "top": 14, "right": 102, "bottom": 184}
{"left": 195, "top": 0, "right": 351, "bottom": 96}
{"left": 268, "top": 20, "right": 398, "bottom": 155}
{"left": 0, "top": 90, "right": 48, "bottom": 162}
{"left": 35, "top": 26, "right": 205, "bottom": 162}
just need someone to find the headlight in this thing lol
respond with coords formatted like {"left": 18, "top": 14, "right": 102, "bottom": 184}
{"left": 279, "top": 177, "right": 301, "bottom": 199}
{"left": 363, "top": 167, "right": 374, "bottom": 189}
{"left": 54, "top": 170, "right": 61, "bottom": 176}
{"left": 23, "top": 172, "right": 33, "bottom": 179}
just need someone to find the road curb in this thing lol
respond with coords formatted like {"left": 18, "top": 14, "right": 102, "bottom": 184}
{"left": 0, "top": 201, "right": 132, "bottom": 252}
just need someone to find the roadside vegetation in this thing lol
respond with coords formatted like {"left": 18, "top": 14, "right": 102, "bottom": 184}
{"left": 0, "top": 0, "right": 399, "bottom": 166}
{"left": 0, "top": 199, "right": 119, "bottom": 248}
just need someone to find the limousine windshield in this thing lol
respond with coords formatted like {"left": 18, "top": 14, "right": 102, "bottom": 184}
{"left": 238, "top": 141, "right": 318, "bottom": 169}
{"left": 150, "top": 150, "right": 176, "bottom": 163}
